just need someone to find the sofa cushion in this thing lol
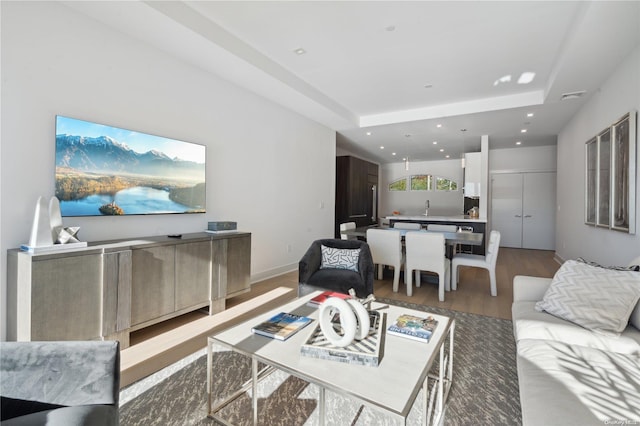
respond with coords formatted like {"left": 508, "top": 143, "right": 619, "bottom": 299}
{"left": 513, "top": 301, "right": 640, "bottom": 354}
{"left": 320, "top": 245, "right": 360, "bottom": 272}
{"left": 517, "top": 338, "right": 640, "bottom": 426}
{"left": 535, "top": 260, "right": 640, "bottom": 335}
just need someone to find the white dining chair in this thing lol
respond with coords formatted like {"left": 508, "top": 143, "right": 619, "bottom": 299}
{"left": 405, "top": 231, "right": 450, "bottom": 300}
{"left": 339, "top": 222, "right": 357, "bottom": 240}
{"left": 451, "top": 230, "right": 501, "bottom": 296}
{"left": 426, "top": 224, "right": 459, "bottom": 255}
{"left": 366, "top": 228, "right": 405, "bottom": 292}
{"left": 393, "top": 222, "right": 421, "bottom": 230}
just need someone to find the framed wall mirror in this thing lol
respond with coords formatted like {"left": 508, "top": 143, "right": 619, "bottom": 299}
{"left": 585, "top": 111, "right": 636, "bottom": 234}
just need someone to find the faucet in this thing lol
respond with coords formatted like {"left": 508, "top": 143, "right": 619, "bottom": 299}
{"left": 425, "top": 199, "right": 430, "bottom": 216}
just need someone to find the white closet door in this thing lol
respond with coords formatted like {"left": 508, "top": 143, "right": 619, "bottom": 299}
{"left": 491, "top": 173, "right": 523, "bottom": 248}
{"left": 522, "top": 172, "right": 556, "bottom": 250}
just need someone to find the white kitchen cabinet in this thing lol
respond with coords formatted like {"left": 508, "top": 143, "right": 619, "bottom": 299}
{"left": 464, "top": 152, "right": 481, "bottom": 197}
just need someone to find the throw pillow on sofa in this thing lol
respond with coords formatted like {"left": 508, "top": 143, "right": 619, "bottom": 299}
{"left": 320, "top": 245, "right": 360, "bottom": 272}
{"left": 535, "top": 259, "right": 640, "bottom": 335}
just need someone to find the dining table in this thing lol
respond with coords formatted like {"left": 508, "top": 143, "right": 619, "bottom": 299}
{"left": 343, "top": 225, "right": 484, "bottom": 248}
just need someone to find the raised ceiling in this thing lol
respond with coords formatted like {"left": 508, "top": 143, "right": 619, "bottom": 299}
{"left": 64, "top": 1, "right": 640, "bottom": 164}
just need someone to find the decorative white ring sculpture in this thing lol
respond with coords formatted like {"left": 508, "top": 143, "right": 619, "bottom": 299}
{"left": 346, "top": 299, "right": 370, "bottom": 340}
{"left": 319, "top": 297, "right": 357, "bottom": 347}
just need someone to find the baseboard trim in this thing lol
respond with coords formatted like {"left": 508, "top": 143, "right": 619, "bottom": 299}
{"left": 251, "top": 263, "right": 298, "bottom": 285}
{"left": 553, "top": 252, "right": 565, "bottom": 265}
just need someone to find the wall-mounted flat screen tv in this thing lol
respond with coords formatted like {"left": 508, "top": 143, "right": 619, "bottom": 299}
{"left": 55, "top": 115, "right": 206, "bottom": 216}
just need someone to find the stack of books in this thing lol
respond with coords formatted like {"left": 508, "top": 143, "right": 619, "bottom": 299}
{"left": 251, "top": 312, "right": 313, "bottom": 341}
{"left": 387, "top": 314, "right": 438, "bottom": 342}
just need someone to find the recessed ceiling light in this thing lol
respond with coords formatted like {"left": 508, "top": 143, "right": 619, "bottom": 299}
{"left": 439, "top": 148, "right": 444, "bottom": 152}
{"left": 293, "top": 48, "right": 306, "bottom": 55}
{"left": 432, "top": 141, "right": 438, "bottom": 145}
{"left": 445, "top": 155, "right": 450, "bottom": 158}
{"left": 392, "top": 152, "right": 396, "bottom": 156}
{"left": 521, "top": 129, "right": 527, "bottom": 133}
{"left": 518, "top": 72, "right": 536, "bottom": 84}
{"left": 380, "top": 146, "right": 384, "bottom": 149}
{"left": 527, "top": 113, "right": 534, "bottom": 117}
{"left": 516, "top": 141, "right": 522, "bottom": 145}
{"left": 436, "top": 124, "right": 442, "bottom": 128}
{"left": 366, "top": 131, "right": 372, "bottom": 136}
{"left": 402, "top": 157, "right": 407, "bottom": 161}
{"left": 493, "top": 74, "right": 511, "bottom": 86}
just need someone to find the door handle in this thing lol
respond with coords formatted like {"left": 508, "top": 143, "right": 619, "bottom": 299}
{"left": 524, "top": 215, "right": 532, "bottom": 218}
{"left": 515, "top": 215, "right": 522, "bottom": 218}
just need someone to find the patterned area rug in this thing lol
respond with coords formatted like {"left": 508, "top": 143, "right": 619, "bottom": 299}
{"left": 120, "top": 299, "right": 521, "bottom": 425}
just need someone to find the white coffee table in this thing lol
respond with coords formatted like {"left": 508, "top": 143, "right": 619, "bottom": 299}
{"left": 207, "top": 292, "right": 454, "bottom": 425}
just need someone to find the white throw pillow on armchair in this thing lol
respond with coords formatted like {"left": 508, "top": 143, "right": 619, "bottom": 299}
{"left": 535, "top": 260, "right": 640, "bottom": 335}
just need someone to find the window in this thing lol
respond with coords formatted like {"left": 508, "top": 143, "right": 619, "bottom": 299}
{"left": 410, "top": 175, "right": 432, "bottom": 191}
{"left": 389, "top": 178, "right": 407, "bottom": 191}
{"left": 436, "top": 177, "right": 458, "bottom": 191}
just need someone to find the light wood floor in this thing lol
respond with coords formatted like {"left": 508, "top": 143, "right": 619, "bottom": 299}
{"left": 133, "top": 247, "right": 560, "bottom": 346}
{"left": 132, "top": 246, "right": 560, "bottom": 349}
{"left": 220, "top": 246, "right": 559, "bottom": 321}
{"left": 122, "top": 247, "right": 559, "bottom": 386}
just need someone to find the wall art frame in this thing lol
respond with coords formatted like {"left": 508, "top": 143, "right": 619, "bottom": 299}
{"left": 585, "top": 111, "right": 636, "bottom": 234}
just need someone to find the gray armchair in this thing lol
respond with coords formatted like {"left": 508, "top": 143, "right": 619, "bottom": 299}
{"left": 298, "top": 238, "right": 374, "bottom": 298}
{"left": 1, "top": 341, "right": 120, "bottom": 425}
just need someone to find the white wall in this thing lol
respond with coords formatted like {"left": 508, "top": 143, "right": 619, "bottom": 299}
{"left": 380, "top": 159, "right": 464, "bottom": 217}
{"left": 490, "top": 145, "right": 557, "bottom": 172}
{"left": 556, "top": 45, "right": 640, "bottom": 265}
{"left": 0, "top": 2, "right": 336, "bottom": 340}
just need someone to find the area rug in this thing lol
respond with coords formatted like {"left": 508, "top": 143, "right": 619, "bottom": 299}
{"left": 119, "top": 299, "right": 522, "bottom": 425}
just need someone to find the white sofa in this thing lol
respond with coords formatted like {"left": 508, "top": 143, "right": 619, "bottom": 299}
{"left": 512, "top": 266, "right": 640, "bottom": 425}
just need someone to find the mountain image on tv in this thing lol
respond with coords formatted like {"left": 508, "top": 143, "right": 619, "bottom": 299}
{"left": 55, "top": 116, "right": 206, "bottom": 217}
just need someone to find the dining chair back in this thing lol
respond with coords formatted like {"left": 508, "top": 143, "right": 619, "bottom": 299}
{"left": 339, "top": 222, "right": 357, "bottom": 240}
{"left": 393, "top": 222, "right": 421, "bottom": 230}
{"left": 366, "top": 228, "right": 405, "bottom": 292}
{"left": 451, "top": 230, "right": 501, "bottom": 296}
{"left": 404, "top": 231, "right": 450, "bottom": 300}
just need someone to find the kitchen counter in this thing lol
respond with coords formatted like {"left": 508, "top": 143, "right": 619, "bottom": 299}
{"left": 386, "top": 215, "right": 486, "bottom": 223}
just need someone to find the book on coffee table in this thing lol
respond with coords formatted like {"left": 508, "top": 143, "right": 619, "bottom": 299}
{"left": 251, "top": 312, "right": 313, "bottom": 341}
{"left": 306, "top": 290, "right": 351, "bottom": 307}
{"left": 387, "top": 314, "right": 438, "bottom": 342}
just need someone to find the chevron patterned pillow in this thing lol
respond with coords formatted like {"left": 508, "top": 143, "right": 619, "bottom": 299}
{"left": 320, "top": 245, "right": 360, "bottom": 272}
{"left": 535, "top": 259, "right": 640, "bottom": 335}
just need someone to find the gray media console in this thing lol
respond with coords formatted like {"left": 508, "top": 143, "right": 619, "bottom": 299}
{"left": 6, "top": 232, "right": 251, "bottom": 348}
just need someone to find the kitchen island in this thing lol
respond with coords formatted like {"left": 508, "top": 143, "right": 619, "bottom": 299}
{"left": 386, "top": 215, "right": 486, "bottom": 255}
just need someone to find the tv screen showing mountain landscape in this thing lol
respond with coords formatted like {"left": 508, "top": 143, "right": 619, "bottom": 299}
{"left": 55, "top": 116, "right": 206, "bottom": 216}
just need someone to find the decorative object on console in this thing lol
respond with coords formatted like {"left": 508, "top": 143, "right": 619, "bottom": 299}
{"left": 28, "top": 196, "right": 54, "bottom": 248}
{"left": 22, "top": 196, "right": 87, "bottom": 253}
{"left": 207, "top": 221, "right": 237, "bottom": 232}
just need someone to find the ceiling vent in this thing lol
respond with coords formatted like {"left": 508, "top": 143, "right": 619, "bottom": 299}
{"left": 560, "top": 90, "right": 586, "bottom": 101}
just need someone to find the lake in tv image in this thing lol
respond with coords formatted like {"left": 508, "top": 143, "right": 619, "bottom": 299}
{"left": 55, "top": 116, "right": 206, "bottom": 216}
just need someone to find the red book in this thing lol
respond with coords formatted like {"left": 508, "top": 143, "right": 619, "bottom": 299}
{"left": 307, "top": 291, "right": 351, "bottom": 307}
